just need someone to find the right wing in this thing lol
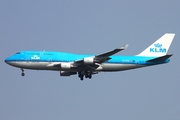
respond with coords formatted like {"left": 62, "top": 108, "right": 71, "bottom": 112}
{"left": 73, "top": 44, "right": 129, "bottom": 71}
{"left": 95, "top": 44, "right": 129, "bottom": 58}
{"left": 50, "top": 44, "right": 128, "bottom": 71}
{"left": 75, "top": 44, "right": 129, "bottom": 64}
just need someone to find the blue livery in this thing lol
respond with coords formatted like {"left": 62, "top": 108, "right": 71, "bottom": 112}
{"left": 5, "top": 33, "right": 175, "bottom": 80}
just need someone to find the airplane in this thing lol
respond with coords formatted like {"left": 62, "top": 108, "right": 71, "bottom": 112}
{"left": 5, "top": 33, "right": 175, "bottom": 80}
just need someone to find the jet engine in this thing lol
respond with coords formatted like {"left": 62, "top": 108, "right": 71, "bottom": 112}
{"left": 60, "top": 71, "right": 77, "bottom": 76}
{"left": 60, "top": 63, "right": 72, "bottom": 70}
{"left": 83, "top": 57, "right": 95, "bottom": 64}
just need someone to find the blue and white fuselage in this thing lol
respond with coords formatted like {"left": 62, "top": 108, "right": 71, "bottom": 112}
{"left": 5, "top": 33, "right": 175, "bottom": 80}
{"left": 5, "top": 51, "right": 169, "bottom": 71}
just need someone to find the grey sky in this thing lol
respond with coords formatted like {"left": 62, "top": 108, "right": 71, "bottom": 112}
{"left": 0, "top": 1, "right": 180, "bottom": 120}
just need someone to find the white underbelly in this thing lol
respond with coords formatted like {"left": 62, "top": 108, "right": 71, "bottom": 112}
{"left": 7, "top": 61, "right": 60, "bottom": 70}
{"left": 101, "top": 63, "right": 144, "bottom": 71}
{"left": 7, "top": 62, "right": 145, "bottom": 72}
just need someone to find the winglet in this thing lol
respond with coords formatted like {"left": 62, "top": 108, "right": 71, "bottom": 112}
{"left": 120, "top": 44, "right": 129, "bottom": 50}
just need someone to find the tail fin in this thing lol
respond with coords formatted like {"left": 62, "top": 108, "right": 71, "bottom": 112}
{"left": 138, "top": 33, "right": 175, "bottom": 57}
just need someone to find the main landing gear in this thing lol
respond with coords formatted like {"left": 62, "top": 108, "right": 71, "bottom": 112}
{"left": 78, "top": 71, "right": 92, "bottom": 80}
{"left": 21, "top": 69, "right": 25, "bottom": 76}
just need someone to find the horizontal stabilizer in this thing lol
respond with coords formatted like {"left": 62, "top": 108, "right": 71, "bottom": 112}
{"left": 146, "top": 54, "right": 173, "bottom": 62}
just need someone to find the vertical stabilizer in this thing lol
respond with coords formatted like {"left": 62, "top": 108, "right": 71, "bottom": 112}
{"left": 138, "top": 33, "right": 175, "bottom": 56}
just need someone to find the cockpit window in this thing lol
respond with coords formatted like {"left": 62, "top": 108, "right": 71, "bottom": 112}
{"left": 16, "top": 52, "right": 20, "bottom": 54}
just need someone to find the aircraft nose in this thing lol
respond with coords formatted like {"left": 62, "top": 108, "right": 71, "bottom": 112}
{"left": 4, "top": 56, "right": 12, "bottom": 65}
{"left": 4, "top": 57, "right": 9, "bottom": 63}
{"left": 4, "top": 55, "right": 19, "bottom": 67}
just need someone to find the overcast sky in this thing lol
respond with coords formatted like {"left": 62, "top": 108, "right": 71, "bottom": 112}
{"left": 0, "top": 1, "right": 180, "bottom": 120}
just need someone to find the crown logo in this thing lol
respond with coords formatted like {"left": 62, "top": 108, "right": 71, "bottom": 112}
{"left": 154, "top": 43, "right": 162, "bottom": 48}
{"left": 31, "top": 55, "right": 40, "bottom": 59}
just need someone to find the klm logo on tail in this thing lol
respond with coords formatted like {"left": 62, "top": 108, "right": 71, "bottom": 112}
{"left": 150, "top": 43, "right": 166, "bottom": 53}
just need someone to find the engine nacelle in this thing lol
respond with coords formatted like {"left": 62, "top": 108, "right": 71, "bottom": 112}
{"left": 60, "top": 63, "right": 71, "bottom": 70}
{"left": 83, "top": 57, "right": 95, "bottom": 64}
{"left": 60, "top": 71, "right": 77, "bottom": 76}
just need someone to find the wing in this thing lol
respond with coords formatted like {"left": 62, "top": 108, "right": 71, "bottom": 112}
{"left": 50, "top": 44, "right": 128, "bottom": 72}
{"left": 96, "top": 44, "right": 129, "bottom": 58}
{"left": 73, "top": 44, "right": 129, "bottom": 70}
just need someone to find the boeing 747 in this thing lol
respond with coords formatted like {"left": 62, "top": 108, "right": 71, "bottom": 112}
{"left": 5, "top": 33, "right": 175, "bottom": 80}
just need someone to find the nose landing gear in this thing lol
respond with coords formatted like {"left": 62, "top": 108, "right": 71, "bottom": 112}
{"left": 21, "top": 69, "right": 25, "bottom": 76}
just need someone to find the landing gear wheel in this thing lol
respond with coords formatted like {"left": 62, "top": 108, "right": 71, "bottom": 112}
{"left": 21, "top": 69, "right": 25, "bottom": 76}
{"left": 85, "top": 74, "right": 88, "bottom": 78}
{"left": 86, "top": 72, "right": 92, "bottom": 79}
{"left": 89, "top": 74, "right": 92, "bottom": 79}
{"left": 78, "top": 71, "right": 84, "bottom": 80}
{"left": 21, "top": 73, "right": 25, "bottom": 76}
